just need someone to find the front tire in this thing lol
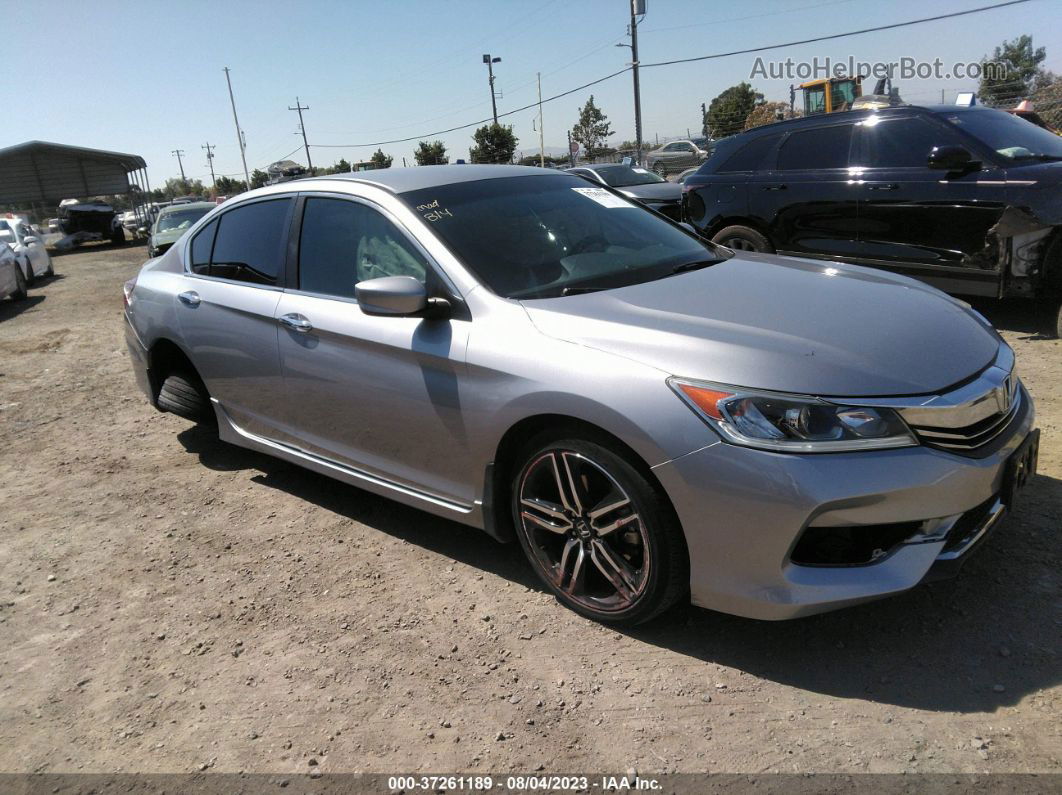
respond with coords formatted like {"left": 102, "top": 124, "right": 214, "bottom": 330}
{"left": 711, "top": 224, "right": 774, "bottom": 253}
{"left": 653, "top": 162, "right": 667, "bottom": 178}
{"left": 10, "top": 265, "right": 28, "bottom": 301}
{"left": 511, "top": 434, "right": 688, "bottom": 626}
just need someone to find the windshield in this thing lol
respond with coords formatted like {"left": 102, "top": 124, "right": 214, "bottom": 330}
{"left": 590, "top": 165, "right": 665, "bottom": 187}
{"left": 944, "top": 109, "right": 1062, "bottom": 161}
{"left": 155, "top": 207, "right": 210, "bottom": 233}
{"left": 400, "top": 175, "right": 724, "bottom": 299}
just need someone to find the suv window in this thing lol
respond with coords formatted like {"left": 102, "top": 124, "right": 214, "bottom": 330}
{"left": 862, "top": 117, "right": 950, "bottom": 168}
{"left": 717, "top": 134, "right": 782, "bottom": 172}
{"left": 203, "top": 198, "right": 292, "bottom": 285}
{"left": 298, "top": 197, "right": 428, "bottom": 298}
{"left": 777, "top": 124, "right": 854, "bottom": 170}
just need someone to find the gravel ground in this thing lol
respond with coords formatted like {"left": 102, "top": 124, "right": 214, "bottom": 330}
{"left": 0, "top": 242, "right": 1058, "bottom": 775}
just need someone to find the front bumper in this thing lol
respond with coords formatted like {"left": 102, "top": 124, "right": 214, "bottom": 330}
{"left": 652, "top": 386, "right": 1036, "bottom": 620}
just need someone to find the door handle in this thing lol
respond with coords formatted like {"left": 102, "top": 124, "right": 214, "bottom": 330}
{"left": 867, "top": 183, "right": 899, "bottom": 191}
{"left": 178, "top": 291, "right": 200, "bottom": 307}
{"left": 762, "top": 184, "right": 787, "bottom": 191}
{"left": 279, "top": 313, "right": 313, "bottom": 333}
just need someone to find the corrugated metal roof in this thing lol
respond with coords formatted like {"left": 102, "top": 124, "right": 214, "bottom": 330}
{"left": 0, "top": 140, "right": 147, "bottom": 204}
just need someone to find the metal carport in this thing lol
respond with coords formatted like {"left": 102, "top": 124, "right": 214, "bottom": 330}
{"left": 0, "top": 140, "right": 150, "bottom": 231}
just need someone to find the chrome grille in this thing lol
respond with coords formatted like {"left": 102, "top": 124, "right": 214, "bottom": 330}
{"left": 906, "top": 388, "right": 1021, "bottom": 452}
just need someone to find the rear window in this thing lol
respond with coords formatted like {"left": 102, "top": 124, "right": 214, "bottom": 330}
{"left": 777, "top": 125, "right": 854, "bottom": 170}
{"left": 717, "top": 134, "right": 781, "bottom": 172}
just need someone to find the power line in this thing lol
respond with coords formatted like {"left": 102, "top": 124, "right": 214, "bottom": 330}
{"left": 640, "top": 0, "right": 1032, "bottom": 69}
{"left": 305, "top": 0, "right": 1032, "bottom": 152}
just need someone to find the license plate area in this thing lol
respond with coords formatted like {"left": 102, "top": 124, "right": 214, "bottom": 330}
{"left": 1002, "top": 428, "right": 1039, "bottom": 507}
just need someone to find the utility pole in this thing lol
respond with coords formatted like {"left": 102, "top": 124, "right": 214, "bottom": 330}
{"left": 171, "top": 149, "right": 186, "bottom": 181}
{"left": 202, "top": 142, "right": 216, "bottom": 187}
{"left": 288, "top": 96, "right": 313, "bottom": 172}
{"left": 223, "top": 67, "right": 252, "bottom": 190}
{"left": 630, "top": 0, "right": 644, "bottom": 167}
{"left": 537, "top": 72, "right": 545, "bottom": 168}
{"left": 483, "top": 54, "right": 501, "bottom": 125}
{"left": 567, "top": 129, "right": 575, "bottom": 167}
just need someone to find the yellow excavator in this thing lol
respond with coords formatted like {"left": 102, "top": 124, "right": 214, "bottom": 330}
{"left": 797, "top": 76, "right": 862, "bottom": 114}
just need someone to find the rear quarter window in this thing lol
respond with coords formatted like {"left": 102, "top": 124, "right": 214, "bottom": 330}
{"left": 777, "top": 124, "right": 854, "bottom": 170}
{"left": 716, "top": 134, "right": 782, "bottom": 172}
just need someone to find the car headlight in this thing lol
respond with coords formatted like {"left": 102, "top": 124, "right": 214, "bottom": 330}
{"left": 669, "top": 378, "right": 916, "bottom": 452}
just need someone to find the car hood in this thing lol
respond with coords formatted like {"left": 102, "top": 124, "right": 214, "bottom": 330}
{"left": 521, "top": 253, "right": 1000, "bottom": 397}
{"left": 617, "top": 182, "right": 682, "bottom": 202}
{"left": 151, "top": 229, "right": 184, "bottom": 245}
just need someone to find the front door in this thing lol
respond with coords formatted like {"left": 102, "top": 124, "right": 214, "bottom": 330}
{"left": 854, "top": 114, "right": 1007, "bottom": 297}
{"left": 275, "top": 194, "right": 473, "bottom": 504}
{"left": 176, "top": 196, "right": 295, "bottom": 439}
{"left": 765, "top": 120, "right": 865, "bottom": 260}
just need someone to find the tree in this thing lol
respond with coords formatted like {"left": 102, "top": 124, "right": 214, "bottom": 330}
{"left": 335, "top": 158, "right": 351, "bottom": 173}
{"left": 162, "top": 177, "right": 206, "bottom": 199}
{"left": 979, "top": 35, "right": 1048, "bottom": 106}
{"left": 370, "top": 149, "right": 393, "bottom": 169}
{"left": 213, "top": 176, "right": 247, "bottom": 195}
{"left": 250, "top": 169, "right": 269, "bottom": 189}
{"left": 705, "top": 82, "right": 761, "bottom": 139}
{"left": 1032, "top": 73, "right": 1062, "bottom": 129}
{"left": 744, "top": 101, "right": 791, "bottom": 130}
{"left": 469, "top": 123, "right": 519, "bottom": 164}
{"left": 414, "top": 140, "right": 449, "bottom": 165}
{"left": 571, "top": 95, "right": 613, "bottom": 161}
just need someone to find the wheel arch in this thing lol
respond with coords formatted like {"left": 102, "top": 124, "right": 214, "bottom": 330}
{"left": 146, "top": 337, "right": 203, "bottom": 404}
{"left": 483, "top": 413, "right": 681, "bottom": 545}
{"left": 704, "top": 215, "right": 775, "bottom": 244}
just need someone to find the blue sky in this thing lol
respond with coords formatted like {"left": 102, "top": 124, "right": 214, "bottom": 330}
{"left": 8, "top": 0, "right": 1061, "bottom": 187}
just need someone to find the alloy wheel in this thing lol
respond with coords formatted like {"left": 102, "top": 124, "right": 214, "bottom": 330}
{"left": 517, "top": 450, "right": 649, "bottom": 613}
{"left": 722, "top": 236, "right": 757, "bottom": 251}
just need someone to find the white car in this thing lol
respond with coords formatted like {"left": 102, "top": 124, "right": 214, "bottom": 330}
{"left": 0, "top": 215, "right": 53, "bottom": 284}
{"left": 0, "top": 242, "right": 27, "bottom": 302}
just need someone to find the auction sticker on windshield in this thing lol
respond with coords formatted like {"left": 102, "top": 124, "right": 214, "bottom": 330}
{"left": 571, "top": 187, "right": 632, "bottom": 208}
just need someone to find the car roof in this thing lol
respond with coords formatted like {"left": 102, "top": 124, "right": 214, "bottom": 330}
{"left": 158, "top": 201, "right": 216, "bottom": 214}
{"left": 306, "top": 164, "right": 565, "bottom": 194}
{"left": 735, "top": 103, "right": 1000, "bottom": 136}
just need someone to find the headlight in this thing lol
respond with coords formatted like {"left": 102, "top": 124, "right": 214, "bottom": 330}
{"left": 669, "top": 378, "right": 916, "bottom": 452}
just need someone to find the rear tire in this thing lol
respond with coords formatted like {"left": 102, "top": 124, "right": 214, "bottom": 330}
{"left": 653, "top": 162, "right": 667, "bottom": 178}
{"left": 111, "top": 227, "right": 125, "bottom": 245}
{"left": 157, "top": 371, "right": 212, "bottom": 422}
{"left": 510, "top": 432, "right": 688, "bottom": 626}
{"left": 10, "top": 265, "right": 28, "bottom": 301}
{"left": 711, "top": 224, "right": 774, "bottom": 253}
{"left": 21, "top": 259, "right": 34, "bottom": 286}
{"left": 44, "top": 259, "right": 54, "bottom": 277}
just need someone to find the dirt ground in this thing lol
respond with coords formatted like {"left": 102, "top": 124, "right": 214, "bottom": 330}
{"left": 0, "top": 242, "right": 1058, "bottom": 776}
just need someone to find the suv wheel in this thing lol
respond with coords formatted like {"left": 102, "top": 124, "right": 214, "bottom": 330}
{"left": 711, "top": 225, "right": 774, "bottom": 253}
{"left": 511, "top": 435, "right": 688, "bottom": 626}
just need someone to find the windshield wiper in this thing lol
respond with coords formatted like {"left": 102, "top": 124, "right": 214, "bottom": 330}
{"left": 561, "top": 285, "right": 610, "bottom": 296}
{"left": 670, "top": 258, "right": 724, "bottom": 275}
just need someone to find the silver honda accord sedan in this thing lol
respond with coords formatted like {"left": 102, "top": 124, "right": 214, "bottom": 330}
{"left": 123, "top": 165, "right": 1038, "bottom": 625}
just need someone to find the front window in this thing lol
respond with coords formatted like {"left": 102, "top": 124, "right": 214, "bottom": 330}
{"left": 943, "top": 109, "right": 1062, "bottom": 161}
{"left": 155, "top": 207, "right": 211, "bottom": 233}
{"left": 400, "top": 175, "right": 727, "bottom": 300}
{"left": 590, "top": 165, "right": 665, "bottom": 187}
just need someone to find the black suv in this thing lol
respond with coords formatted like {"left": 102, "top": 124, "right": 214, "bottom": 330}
{"left": 683, "top": 105, "right": 1062, "bottom": 336}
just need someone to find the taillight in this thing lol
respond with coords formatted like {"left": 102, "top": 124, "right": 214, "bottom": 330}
{"left": 123, "top": 277, "right": 137, "bottom": 309}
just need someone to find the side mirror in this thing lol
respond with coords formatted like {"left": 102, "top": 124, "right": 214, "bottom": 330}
{"left": 23, "top": 235, "right": 39, "bottom": 245}
{"left": 355, "top": 275, "right": 428, "bottom": 316}
{"left": 927, "top": 145, "right": 980, "bottom": 172}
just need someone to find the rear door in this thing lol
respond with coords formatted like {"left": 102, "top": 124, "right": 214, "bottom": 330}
{"left": 764, "top": 120, "right": 864, "bottom": 260}
{"left": 175, "top": 196, "right": 294, "bottom": 440}
{"left": 854, "top": 114, "right": 1007, "bottom": 297}
{"left": 274, "top": 193, "right": 473, "bottom": 504}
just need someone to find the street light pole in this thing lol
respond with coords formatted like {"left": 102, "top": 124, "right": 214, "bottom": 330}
{"left": 483, "top": 54, "right": 501, "bottom": 125}
{"left": 223, "top": 67, "right": 252, "bottom": 190}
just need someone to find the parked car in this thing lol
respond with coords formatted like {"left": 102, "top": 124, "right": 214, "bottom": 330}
{"left": 148, "top": 202, "right": 215, "bottom": 258}
{"left": 566, "top": 164, "right": 682, "bottom": 220}
{"left": 58, "top": 198, "right": 124, "bottom": 245}
{"left": 0, "top": 241, "right": 28, "bottom": 302}
{"left": 124, "top": 165, "right": 1037, "bottom": 625}
{"left": 683, "top": 104, "right": 1062, "bottom": 336}
{"left": 645, "top": 139, "right": 710, "bottom": 177}
{"left": 0, "top": 215, "right": 53, "bottom": 284}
